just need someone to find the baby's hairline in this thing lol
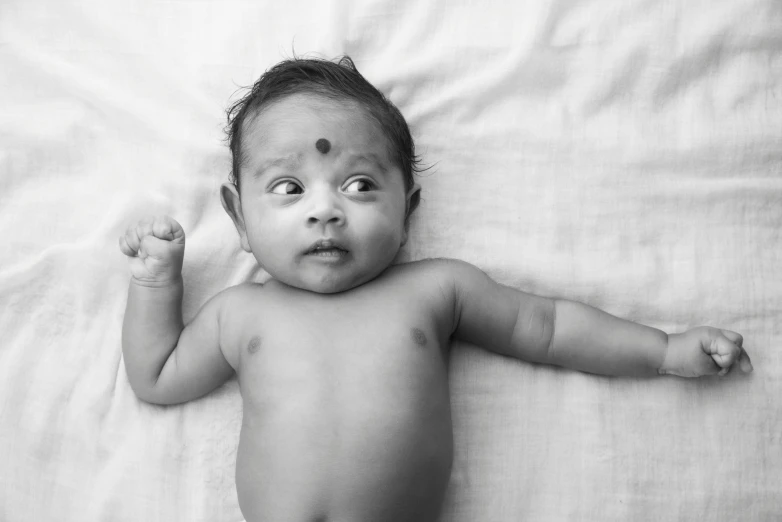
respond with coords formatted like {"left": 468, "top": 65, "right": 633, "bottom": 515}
{"left": 232, "top": 90, "right": 413, "bottom": 192}
{"left": 224, "top": 56, "right": 425, "bottom": 197}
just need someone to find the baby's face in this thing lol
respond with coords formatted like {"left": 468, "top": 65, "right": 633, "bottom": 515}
{"left": 222, "top": 94, "right": 418, "bottom": 294}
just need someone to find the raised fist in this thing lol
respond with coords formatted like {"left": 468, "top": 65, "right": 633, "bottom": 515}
{"left": 119, "top": 215, "right": 186, "bottom": 285}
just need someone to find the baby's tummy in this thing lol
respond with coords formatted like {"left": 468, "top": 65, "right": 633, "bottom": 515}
{"left": 235, "top": 384, "right": 454, "bottom": 522}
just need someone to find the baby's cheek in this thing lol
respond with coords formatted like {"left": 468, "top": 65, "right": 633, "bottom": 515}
{"left": 373, "top": 221, "right": 405, "bottom": 260}
{"left": 248, "top": 227, "right": 286, "bottom": 267}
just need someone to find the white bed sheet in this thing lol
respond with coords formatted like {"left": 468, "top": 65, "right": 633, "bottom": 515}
{"left": 1, "top": 0, "right": 780, "bottom": 520}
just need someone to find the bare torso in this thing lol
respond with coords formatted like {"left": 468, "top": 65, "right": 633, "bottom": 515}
{"left": 219, "top": 261, "right": 455, "bottom": 522}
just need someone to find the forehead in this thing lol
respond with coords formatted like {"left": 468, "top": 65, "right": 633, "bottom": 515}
{"left": 241, "top": 94, "right": 394, "bottom": 171}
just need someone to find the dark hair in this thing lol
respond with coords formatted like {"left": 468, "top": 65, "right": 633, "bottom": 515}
{"left": 224, "top": 55, "right": 423, "bottom": 197}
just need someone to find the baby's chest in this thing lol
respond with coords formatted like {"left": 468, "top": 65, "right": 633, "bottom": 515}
{"left": 232, "top": 298, "right": 449, "bottom": 408}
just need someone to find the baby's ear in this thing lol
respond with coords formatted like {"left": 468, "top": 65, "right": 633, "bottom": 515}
{"left": 404, "top": 183, "right": 421, "bottom": 227}
{"left": 220, "top": 182, "right": 252, "bottom": 252}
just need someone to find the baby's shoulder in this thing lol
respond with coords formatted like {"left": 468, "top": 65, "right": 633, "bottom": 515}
{"left": 387, "top": 257, "right": 498, "bottom": 305}
{"left": 205, "top": 282, "right": 267, "bottom": 354}
{"left": 390, "top": 257, "right": 476, "bottom": 281}
{"left": 390, "top": 257, "right": 448, "bottom": 273}
{"left": 206, "top": 282, "right": 267, "bottom": 319}
{"left": 386, "top": 257, "right": 472, "bottom": 297}
{"left": 383, "top": 258, "right": 480, "bottom": 332}
{"left": 212, "top": 281, "right": 265, "bottom": 301}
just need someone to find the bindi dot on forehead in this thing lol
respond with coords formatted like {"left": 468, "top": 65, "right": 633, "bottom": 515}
{"left": 315, "top": 138, "right": 331, "bottom": 154}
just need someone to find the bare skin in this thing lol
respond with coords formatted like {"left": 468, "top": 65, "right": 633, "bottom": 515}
{"left": 120, "top": 94, "right": 752, "bottom": 522}
{"left": 226, "top": 265, "right": 455, "bottom": 522}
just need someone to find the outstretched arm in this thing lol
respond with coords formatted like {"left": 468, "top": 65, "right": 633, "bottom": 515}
{"left": 442, "top": 259, "right": 752, "bottom": 378}
{"left": 546, "top": 300, "right": 666, "bottom": 377}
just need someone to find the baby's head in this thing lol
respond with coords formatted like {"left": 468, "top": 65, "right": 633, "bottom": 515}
{"left": 221, "top": 56, "right": 422, "bottom": 294}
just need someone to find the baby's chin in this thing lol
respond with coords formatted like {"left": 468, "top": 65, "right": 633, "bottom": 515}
{"left": 292, "top": 280, "right": 360, "bottom": 294}
{"left": 268, "top": 264, "right": 390, "bottom": 295}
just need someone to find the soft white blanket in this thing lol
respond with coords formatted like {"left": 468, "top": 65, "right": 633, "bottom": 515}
{"left": 1, "top": 1, "right": 780, "bottom": 520}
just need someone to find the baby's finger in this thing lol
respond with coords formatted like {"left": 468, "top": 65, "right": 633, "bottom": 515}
{"left": 138, "top": 215, "right": 185, "bottom": 243}
{"left": 151, "top": 216, "right": 185, "bottom": 242}
{"left": 720, "top": 329, "right": 744, "bottom": 349}
{"left": 119, "top": 234, "right": 136, "bottom": 257}
{"left": 135, "top": 215, "right": 156, "bottom": 238}
{"left": 708, "top": 334, "right": 741, "bottom": 374}
{"left": 120, "top": 224, "right": 144, "bottom": 256}
{"left": 738, "top": 348, "right": 754, "bottom": 373}
{"left": 139, "top": 234, "right": 182, "bottom": 260}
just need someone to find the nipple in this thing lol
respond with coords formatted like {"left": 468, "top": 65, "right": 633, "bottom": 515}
{"left": 247, "top": 335, "right": 262, "bottom": 354}
{"left": 411, "top": 327, "right": 428, "bottom": 347}
{"left": 315, "top": 138, "right": 331, "bottom": 154}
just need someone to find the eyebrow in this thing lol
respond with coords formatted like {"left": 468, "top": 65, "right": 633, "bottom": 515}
{"left": 253, "top": 151, "right": 390, "bottom": 180}
{"left": 346, "top": 153, "right": 389, "bottom": 174}
{"left": 253, "top": 153, "right": 302, "bottom": 179}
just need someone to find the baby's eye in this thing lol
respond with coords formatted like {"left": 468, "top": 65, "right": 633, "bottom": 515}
{"left": 270, "top": 181, "right": 303, "bottom": 195}
{"left": 344, "top": 179, "right": 374, "bottom": 193}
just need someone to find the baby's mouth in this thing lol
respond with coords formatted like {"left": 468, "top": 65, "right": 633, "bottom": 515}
{"left": 307, "top": 247, "right": 348, "bottom": 257}
{"left": 305, "top": 239, "right": 349, "bottom": 257}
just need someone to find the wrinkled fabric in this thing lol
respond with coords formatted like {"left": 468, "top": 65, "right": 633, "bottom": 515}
{"left": 0, "top": 1, "right": 780, "bottom": 520}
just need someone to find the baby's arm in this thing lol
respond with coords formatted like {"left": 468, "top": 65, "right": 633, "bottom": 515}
{"left": 440, "top": 259, "right": 751, "bottom": 378}
{"left": 547, "top": 297, "right": 752, "bottom": 377}
{"left": 547, "top": 300, "right": 667, "bottom": 376}
{"left": 119, "top": 216, "right": 234, "bottom": 405}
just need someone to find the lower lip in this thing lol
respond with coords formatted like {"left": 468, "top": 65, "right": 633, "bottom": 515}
{"left": 305, "top": 249, "right": 349, "bottom": 262}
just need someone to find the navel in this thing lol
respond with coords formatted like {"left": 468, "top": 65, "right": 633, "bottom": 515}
{"left": 410, "top": 327, "right": 428, "bottom": 347}
{"left": 247, "top": 335, "right": 262, "bottom": 354}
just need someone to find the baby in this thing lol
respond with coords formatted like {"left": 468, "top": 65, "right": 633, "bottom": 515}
{"left": 120, "top": 56, "right": 753, "bottom": 522}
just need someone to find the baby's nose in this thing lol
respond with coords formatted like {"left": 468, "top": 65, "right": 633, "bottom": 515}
{"left": 306, "top": 191, "right": 346, "bottom": 227}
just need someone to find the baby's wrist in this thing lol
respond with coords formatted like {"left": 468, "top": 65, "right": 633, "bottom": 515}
{"left": 130, "top": 274, "right": 183, "bottom": 290}
{"left": 127, "top": 275, "right": 183, "bottom": 310}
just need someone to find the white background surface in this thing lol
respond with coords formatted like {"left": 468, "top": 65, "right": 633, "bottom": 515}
{"left": 1, "top": 1, "right": 780, "bottom": 520}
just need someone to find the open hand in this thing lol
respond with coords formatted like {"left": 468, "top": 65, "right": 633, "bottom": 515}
{"left": 119, "top": 215, "right": 186, "bottom": 285}
{"left": 660, "top": 327, "right": 753, "bottom": 378}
